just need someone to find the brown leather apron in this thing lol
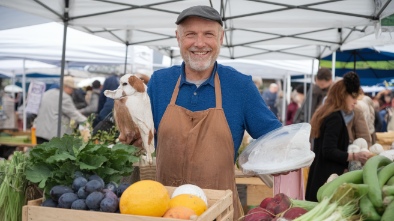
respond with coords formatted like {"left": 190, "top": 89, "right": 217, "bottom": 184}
{"left": 156, "top": 73, "right": 243, "bottom": 220}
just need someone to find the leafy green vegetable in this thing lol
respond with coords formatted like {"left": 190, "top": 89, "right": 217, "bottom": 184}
{"left": 0, "top": 151, "right": 29, "bottom": 221}
{"left": 25, "top": 134, "right": 140, "bottom": 197}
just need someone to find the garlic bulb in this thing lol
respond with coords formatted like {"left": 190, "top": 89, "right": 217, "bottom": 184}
{"left": 370, "top": 143, "right": 385, "bottom": 155}
{"left": 347, "top": 144, "right": 361, "bottom": 153}
{"left": 353, "top": 138, "right": 368, "bottom": 151}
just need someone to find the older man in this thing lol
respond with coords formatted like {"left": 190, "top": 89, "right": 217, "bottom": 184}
{"left": 35, "top": 76, "right": 87, "bottom": 143}
{"left": 146, "top": 6, "right": 282, "bottom": 219}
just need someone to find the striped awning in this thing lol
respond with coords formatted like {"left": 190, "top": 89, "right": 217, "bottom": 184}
{"left": 320, "top": 48, "right": 394, "bottom": 86}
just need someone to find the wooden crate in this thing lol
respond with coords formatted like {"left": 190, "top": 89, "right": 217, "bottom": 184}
{"left": 236, "top": 177, "right": 273, "bottom": 206}
{"left": 22, "top": 186, "right": 233, "bottom": 221}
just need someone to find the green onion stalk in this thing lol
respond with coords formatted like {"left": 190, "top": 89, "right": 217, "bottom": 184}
{"left": 294, "top": 183, "right": 364, "bottom": 221}
{"left": 0, "top": 151, "right": 29, "bottom": 221}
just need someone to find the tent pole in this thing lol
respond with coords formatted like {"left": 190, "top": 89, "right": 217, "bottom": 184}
{"left": 124, "top": 42, "right": 129, "bottom": 74}
{"left": 22, "top": 59, "right": 27, "bottom": 131}
{"left": 170, "top": 49, "right": 174, "bottom": 66}
{"left": 57, "top": 21, "right": 69, "bottom": 137}
{"left": 353, "top": 50, "right": 356, "bottom": 72}
{"left": 281, "top": 75, "right": 289, "bottom": 125}
{"left": 331, "top": 51, "right": 336, "bottom": 81}
{"left": 308, "top": 59, "right": 315, "bottom": 123}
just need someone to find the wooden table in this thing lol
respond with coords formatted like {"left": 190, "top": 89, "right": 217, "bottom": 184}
{"left": 0, "top": 141, "right": 36, "bottom": 148}
{"left": 0, "top": 133, "right": 36, "bottom": 153}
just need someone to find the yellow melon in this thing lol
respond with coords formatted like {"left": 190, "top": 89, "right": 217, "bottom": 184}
{"left": 119, "top": 180, "right": 170, "bottom": 217}
{"left": 169, "top": 194, "right": 207, "bottom": 216}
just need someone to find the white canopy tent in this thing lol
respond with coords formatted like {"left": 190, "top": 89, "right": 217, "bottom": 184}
{"left": 1, "top": 0, "right": 393, "bottom": 134}
{"left": 0, "top": 23, "right": 150, "bottom": 67}
{"left": 341, "top": 32, "right": 394, "bottom": 51}
{"left": 1, "top": 0, "right": 393, "bottom": 60}
{"left": 0, "top": 22, "right": 316, "bottom": 79}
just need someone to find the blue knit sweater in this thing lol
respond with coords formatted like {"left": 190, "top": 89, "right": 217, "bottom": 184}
{"left": 147, "top": 62, "right": 282, "bottom": 162}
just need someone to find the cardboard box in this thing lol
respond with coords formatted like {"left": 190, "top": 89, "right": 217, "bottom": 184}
{"left": 22, "top": 186, "right": 233, "bottom": 221}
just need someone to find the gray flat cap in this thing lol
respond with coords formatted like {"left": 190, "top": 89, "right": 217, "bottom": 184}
{"left": 176, "top": 5, "right": 223, "bottom": 26}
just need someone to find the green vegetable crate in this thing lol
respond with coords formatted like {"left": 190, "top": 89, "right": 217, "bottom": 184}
{"left": 22, "top": 186, "right": 233, "bottom": 221}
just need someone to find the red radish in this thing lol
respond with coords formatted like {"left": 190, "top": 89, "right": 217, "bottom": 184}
{"left": 260, "top": 197, "right": 275, "bottom": 209}
{"left": 282, "top": 207, "right": 308, "bottom": 219}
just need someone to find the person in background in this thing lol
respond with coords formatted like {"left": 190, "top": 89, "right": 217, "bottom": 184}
{"left": 262, "top": 83, "right": 279, "bottom": 118}
{"left": 293, "top": 68, "right": 333, "bottom": 123}
{"left": 372, "top": 99, "right": 383, "bottom": 134}
{"left": 376, "top": 89, "right": 393, "bottom": 132}
{"left": 346, "top": 105, "right": 372, "bottom": 147}
{"left": 144, "top": 6, "right": 282, "bottom": 219}
{"left": 84, "top": 85, "right": 93, "bottom": 105}
{"left": 305, "top": 72, "right": 373, "bottom": 202}
{"left": 71, "top": 87, "right": 87, "bottom": 109}
{"left": 355, "top": 92, "right": 375, "bottom": 144}
{"left": 92, "top": 74, "right": 120, "bottom": 128}
{"left": 286, "top": 84, "right": 304, "bottom": 125}
{"left": 79, "top": 80, "right": 101, "bottom": 117}
{"left": 387, "top": 97, "right": 394, "bottom": 131}
{"left": 34, "top": 76, "right": 87, "bottom": 144}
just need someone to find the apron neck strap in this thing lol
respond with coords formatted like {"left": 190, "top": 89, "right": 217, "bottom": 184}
{"left": 170, "top": 73, "right": 222, "bottom": 109}
{"left": 214, "top": 73, "right": 222, "bottom": 108}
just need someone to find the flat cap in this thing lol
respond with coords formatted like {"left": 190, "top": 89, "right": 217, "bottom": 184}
{"left": 176, "top": 5, "right": 223, "bottom": 26}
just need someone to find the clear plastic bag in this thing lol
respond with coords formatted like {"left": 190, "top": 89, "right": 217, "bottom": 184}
{"left": 239, "top": 123, "right": 315, "bottom": 175}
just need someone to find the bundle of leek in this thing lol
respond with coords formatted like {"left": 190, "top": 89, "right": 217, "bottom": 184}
{"left": 294, "top": 183, "right": 367, "bottom": 221}
{"left": 0, "top": 151, "right": 29, "bottom": 221}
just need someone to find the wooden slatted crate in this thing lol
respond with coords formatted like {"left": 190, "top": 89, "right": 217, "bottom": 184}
{"left": 22, "top": 186, "right": 233, "bottom": 221}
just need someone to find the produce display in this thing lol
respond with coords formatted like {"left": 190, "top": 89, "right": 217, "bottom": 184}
{"left": 317, "top": 155, "right": 394, "bottom": 220}
{"left": 37, "top": 178, "right": 209, "bottom": 220}
{"left": 243, "top": 154, "right": 394, "bottom": 221}
{"left": 0, "top": 151, "right": 29, "bottom": 221}
{"left": 118, "top": 181, "right": 207, "bottom": 219}
{"left": 42, "top": 174, "right": 126, "bottom": 213}
{"left": 24, "top": 134, "right": 140, "bottom": 198}
{"left": 2, "top": 126, "right": 393, "bottom": 221}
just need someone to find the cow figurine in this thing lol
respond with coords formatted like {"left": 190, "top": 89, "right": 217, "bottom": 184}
{"left": 104, "top": 74, "right": 154, "bottom": 165}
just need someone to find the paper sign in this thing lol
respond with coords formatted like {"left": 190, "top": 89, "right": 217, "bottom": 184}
{"left": 25, "top": 81, "right": 46, "bottom": 114}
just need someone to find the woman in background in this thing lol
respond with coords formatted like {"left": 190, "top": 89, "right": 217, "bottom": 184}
{"left": 305, "top": 72, "right": 373, "bottom": 202}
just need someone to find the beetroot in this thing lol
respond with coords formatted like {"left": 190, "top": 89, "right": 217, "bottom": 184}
{"left": 282, "top": 207, "right": 308, "bottom": 219}
{"left": 260, "top": 197, "right": 275, "bottom": 209}
{"left": 265, "top": 200, "right": 277, "bottom": 213}
{"left": 244, "top": 207, "right": 274, "bottom": 221}
{"left": 264, "top": 193, "right": 292, "bottom": 215}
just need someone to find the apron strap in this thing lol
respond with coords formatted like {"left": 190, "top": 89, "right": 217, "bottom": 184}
{"left": 169, "top": 72, "right": 222, "bottom": 109}
{"left": 214, "top": 73, "right": 222, "bottom": 109}
{"left": 170, "top": 77, "right": 182, "bottom": 105}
